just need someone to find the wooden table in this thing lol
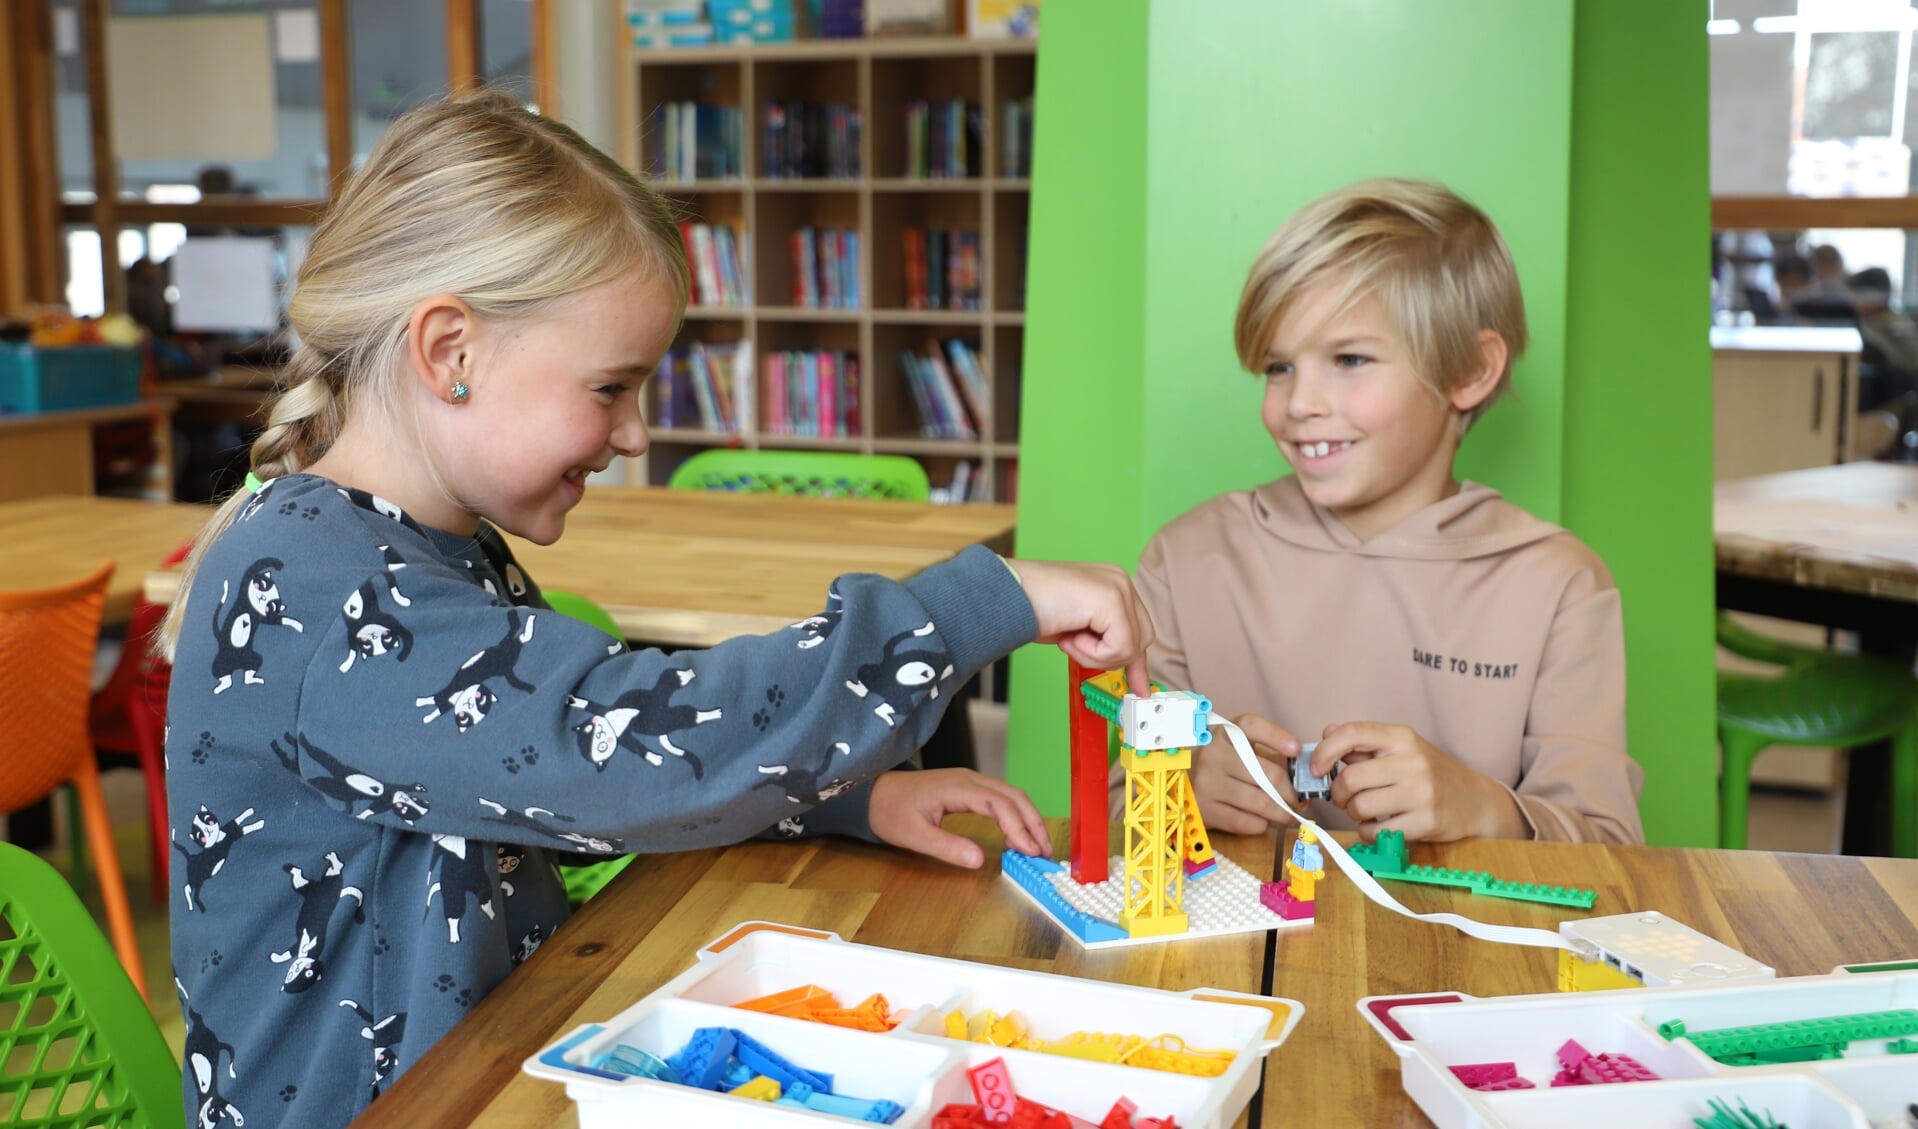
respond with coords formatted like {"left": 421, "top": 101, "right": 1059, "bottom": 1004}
{"left": 0, "top": 495, "right": 210, "bottom": 625}
{"left": 145, "top": 487, "right": 1019, "bottom": 647}
{"left": 1715, "top": 462, "right": 1918, "bottom": 854}
{"left": 0, "top": 399, "right": 176, "bottom": 502}
{"left": 354, "top": 821, "right": 1918, "bottom": 1128}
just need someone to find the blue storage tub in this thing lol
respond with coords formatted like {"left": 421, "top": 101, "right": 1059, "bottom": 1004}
{"left": 0, "top": 344, "right": 142, "bottom": 416}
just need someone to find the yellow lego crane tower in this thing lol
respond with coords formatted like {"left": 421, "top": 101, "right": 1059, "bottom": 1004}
{"left": 1074, "top": 670, "right": 1217, "bottom": 939}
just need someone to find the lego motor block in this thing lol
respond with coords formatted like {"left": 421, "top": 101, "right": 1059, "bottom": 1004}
{"left": 1119, "top": 691, "right": 1213, "bottom": 752}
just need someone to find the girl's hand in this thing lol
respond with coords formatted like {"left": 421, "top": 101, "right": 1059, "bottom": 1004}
{"left": 1190, "top": 713, "right": 1302, "bottom": 835}
{"left": 1005, "top": 558, "right": 1155, "bottom": 692}
{"left": 868, "top": 768, "right": 1052, "bottom": 868}
{"left": 1311, "top": 722, "right": 1528, "bottom": 842}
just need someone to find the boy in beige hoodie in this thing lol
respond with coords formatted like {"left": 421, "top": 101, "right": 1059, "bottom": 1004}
{"left": 1120, "top": 179, "right": 1644, "bottom": 845}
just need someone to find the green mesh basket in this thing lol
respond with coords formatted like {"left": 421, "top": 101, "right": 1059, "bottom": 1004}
{"left": 0, "top": 842, "right": 182, "bottom": 1129}
{"left": 667, "top": 450, "right": 930, "bottom": 501}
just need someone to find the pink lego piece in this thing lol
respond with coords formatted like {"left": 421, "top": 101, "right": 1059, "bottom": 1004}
{"left": 1448, "top": 1062, "right": 1535, "bottom": 1092}
{"left": 1183, "top": 857, "right": 1218, "bottom": 878}
{"left": 1548, "top": 1039, "right": 1658, "bottom": 1086}
{"left": 969, "top": 1057, "right": 1018, "bottom": 1123}
{"left": 1259, "top": 881, "right": 1315, "bottom": 920}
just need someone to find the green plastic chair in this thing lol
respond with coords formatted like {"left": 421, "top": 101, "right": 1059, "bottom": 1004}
{"left": 1716, "top": 614, "right": 1918, "bottom": 856}
{"left": 667, "top": 449, "right": 931, "bottom": 501}
{"left": 0, "top": 841, "right": 184, "bottom": 1129}
{"left": 542, "top": 589, "right": 624, "bottom": 642}
{"left": 535, "top": 590, "right": 635, "bottom": 905}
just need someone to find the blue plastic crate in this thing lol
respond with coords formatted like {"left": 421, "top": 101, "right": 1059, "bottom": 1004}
{"left": 0, "top": 344, "right": 142, "bottom": 416}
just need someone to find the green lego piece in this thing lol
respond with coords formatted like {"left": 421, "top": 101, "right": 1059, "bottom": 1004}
{"left": 1692, "top": 1097, "right": 1786, "bottom": 1129}
{"left": 1886, "top": 1037, "right": 1918, "bottom": 1054}
{"left": 1736, "top": 1041, "right": 1847, "bottom": 1065}
{"left": 1079, "top": 682, "right": 1123, "bottom": 725}
{"left": 1669, "top": 1008, "right": 1918, "bottom": 1063}
{"left": 1842, "top": 959, "right": 1918, "bottom": 974}
{"left": 1347, "top": 830, "right": 1408, "bottom": 875}
{"left": 1475, "top": 878, "right": 1600, "bottom": 910}
{"left": 1659, "top": 1019, "right": 1686, "bottom": 1040}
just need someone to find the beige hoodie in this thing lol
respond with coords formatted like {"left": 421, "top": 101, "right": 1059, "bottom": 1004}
{"left": 1113, "top": 476, "right": 1644, "bottom": 844}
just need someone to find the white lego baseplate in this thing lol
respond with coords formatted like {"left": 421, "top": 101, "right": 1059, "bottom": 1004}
{"left": 1004, "top": 853, "right": 1314, "bottom": 951}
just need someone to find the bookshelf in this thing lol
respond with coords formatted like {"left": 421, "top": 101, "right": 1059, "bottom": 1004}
{"left": 616, "top": 34, "right": 1036, "bottom": 503}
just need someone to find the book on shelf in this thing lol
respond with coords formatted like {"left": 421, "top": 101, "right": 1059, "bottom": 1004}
{"left": 790, "top": 226, "right": 860, "bottom": 309}
{"left": 708, "top": 0, "right": 796, "bottom": 42}
{"left": 656, "top": 339, "right": 753, "bottom": 432}
{"left": 904, "top": 99, "right": 983, "bottom": 178}
{"left": 968, "top": 0, "right": 1038, "bottom": 39}
{"left": 1001, "top": 96, "right": 1033, "bottom": 177}
{"left": 897, "top": 339, "right": 981, "bottom": 440}
{"left": 819, "top": 0, "right": 863, "bottom": 37}
{"left": 651, "top": 101, "right": 743, "bottom": 181}
{"left": 899, "top": 227, "right": 981, "bottom": 310}
{"left": 943, "top": 338, "right": 991, "bottom": 434}
{"left": 930, "top": 459, "right": 980, "bottom": 505}
{"left": 679, "top": 221, "right": 749, "bottom": 308}
{"left": 763, "top": 348, "right": 861, "bottom": 437}
{"left": 763, "top": 100, "right": 863, "bottom": 179}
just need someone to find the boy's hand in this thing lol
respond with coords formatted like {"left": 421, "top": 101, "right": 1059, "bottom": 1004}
{"left": 869, "top": 768, "right": 1052, "bottom": 868}
{"left": 1312, "top": 722, "right": 1528, "bottom": 842}
{"left": 1191, "top": 713, "right": 1302, "bottom": 835}
{"left": 1005, "top": 558, "right": 1154, "bottom": 692}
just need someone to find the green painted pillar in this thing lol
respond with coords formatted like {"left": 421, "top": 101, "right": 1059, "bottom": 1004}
{"left": 1008, "top": 0, "right": 1714, "bottom": 846}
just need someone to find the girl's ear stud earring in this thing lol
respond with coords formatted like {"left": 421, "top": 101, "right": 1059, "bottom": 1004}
{"left": 451, "top": 381, "right": 469, "bottom": 402}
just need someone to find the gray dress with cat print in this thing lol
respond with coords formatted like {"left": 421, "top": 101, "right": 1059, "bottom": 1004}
{"left": 166, "top": 473, "right": 1035, "bottom": 1129}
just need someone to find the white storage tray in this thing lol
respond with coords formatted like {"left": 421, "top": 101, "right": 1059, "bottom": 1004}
{"left": 1360, "top": 966, "right": 1918, "bottom": 1129}
{"left": 524, "top": 920, "right": 1303, "bottom": 1128}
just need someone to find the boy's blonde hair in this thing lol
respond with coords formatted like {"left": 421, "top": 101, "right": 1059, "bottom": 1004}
{"left": 159, "top": 88, "right": 689, "bottom": 657}
{"left": 1234, "top": 178, "right": 1527, "bottom": 428}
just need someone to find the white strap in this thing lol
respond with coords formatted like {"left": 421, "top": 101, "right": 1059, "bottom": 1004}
{"left": 1212, "top": 717, "right": 1577, "bottom": 952}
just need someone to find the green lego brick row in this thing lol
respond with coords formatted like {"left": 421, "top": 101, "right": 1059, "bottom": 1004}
{"left": 1078, "top": 682, "right": 1123, "bottom": 725}
{"left": 1372, "top": 862, "right": 1598, "bottom": 909}
{"left": 1664, "top": 1009, "right": 1918, "bottom": 1058}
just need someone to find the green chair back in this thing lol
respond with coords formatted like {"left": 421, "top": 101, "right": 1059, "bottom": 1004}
{"left": 542, "top": 589, "right": 623, "bottom": 642}
{"left": 1714, "top": 614, "right": 1918, "bottom": 856}
{"left": 0, "top": 841, "right": 184, "bottom": 1129}
{"left": 667, "top": 449, "right": 930, "bottom": 502}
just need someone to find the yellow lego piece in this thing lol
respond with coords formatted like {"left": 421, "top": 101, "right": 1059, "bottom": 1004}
{"left": 1027, "top": 1032, "right": 1134, "bottom": 1063}
{"left": 728, "top": 1075, "right": 782, "bottom": 1101}
{"left": 1126, "top": 1045, "right": 1232, "bottom": 1077}
{"left": 1181, "top": 785, "right": 1216, "bottom": 872}
{"left": 944, "top": 1010, "right": 967, "bottom": 1040}
{"left": 1557, "top": 948, "right": 1645, "bottom": 993}
{"left": 1084, "top": 669, "right": 1131, "bottom": 698}
{"left": 1285, "top": 859, "right": 1324, "bottom": 903}
{"left": 1119, "top": 743, "right": 1194, "bottom": 938}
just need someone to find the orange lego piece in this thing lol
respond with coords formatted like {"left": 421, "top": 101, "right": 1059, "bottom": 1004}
{"left": 735, "top": 983, "right": 836, "bottom": 1016}
{"left": 809, "top": 992, "right": 896, "bottom": 1031}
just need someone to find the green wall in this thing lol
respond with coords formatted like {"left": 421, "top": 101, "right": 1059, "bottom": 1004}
{"left": 1008, "top": 0, "right": 1715, "bottom": 846}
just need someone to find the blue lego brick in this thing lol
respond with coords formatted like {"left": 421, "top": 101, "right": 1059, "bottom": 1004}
{"left": 729, "top": 1028, "right": 832, "bottom": 1093}
{"left": 1291, "top": 745, "right": 1337, "bottom": 802}
{"left": 664, "top": 1027, "right": 736, "bottom": 1090}
{"left": 777, "top": 1082, "right": 905, "bottom": 1123}
{"left": 1002, "top": 850, "right": 1126, "bottom": 944}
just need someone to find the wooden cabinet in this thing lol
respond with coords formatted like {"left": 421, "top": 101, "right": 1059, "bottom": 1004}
{"left": 1711, "top": 325, "right": 1859, "bottom": 481}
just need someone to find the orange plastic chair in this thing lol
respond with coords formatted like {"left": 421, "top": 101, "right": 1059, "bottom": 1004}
{"left": 0, "top": 560, "right": 147, "bottom": 1001}
{"left": 90, "top": 541, "right": 191, "bottom": 906}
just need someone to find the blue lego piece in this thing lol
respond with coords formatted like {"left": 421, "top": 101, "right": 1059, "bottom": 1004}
{"left": 1290, "top": 835, "right": 1323, "bottom": 872}
{"left": 729, "top": 1028, "right": 832, "bottom": 1093}
{"left": 1002, "top": 850, "right": 1128, "bottom": 944}
{"left": 718, "top": 1060, "right": 757, "bottom": 1090}
{"left": 664, "top": 1027, "right": 736, "bottom": 1090}
{"left": 776, "top": 1081, "right": 904, "bottom": 1123}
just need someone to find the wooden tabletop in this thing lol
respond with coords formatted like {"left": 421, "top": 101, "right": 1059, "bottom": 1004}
{"left": 1715, "top": 462, "right": 1918, "bottom": 603}
{"left": 353, "top": 819, "right": 1918, "bottom": 1128}
{"left": 0, "top": 496, "right": 210, "bottom": 624}
{"left": 145, "top": 488, "right": 1018, "bottom": 646}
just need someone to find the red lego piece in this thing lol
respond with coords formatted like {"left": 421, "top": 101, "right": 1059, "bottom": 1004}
{"left": 934, "top": 1106, "right": 984, "bottom": 1129}
{"left": 1068, "top": 659, "right": 1111, "bottom": 884}
{"left": 1549, "top": 1039, "right": 1659, "bottom": 1086}
{"left": 1100, "top": 1097, "right": 1138, "bottom": 1129}
{"left": 1448, "top": 1061, "right": 1535, "bottom": 1092}
{"left": 969, "top": 1056, "right": 1018, "bottom": 1124}
{"left": 1259, "top": 882, "right": 1315, "bottom": 920}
